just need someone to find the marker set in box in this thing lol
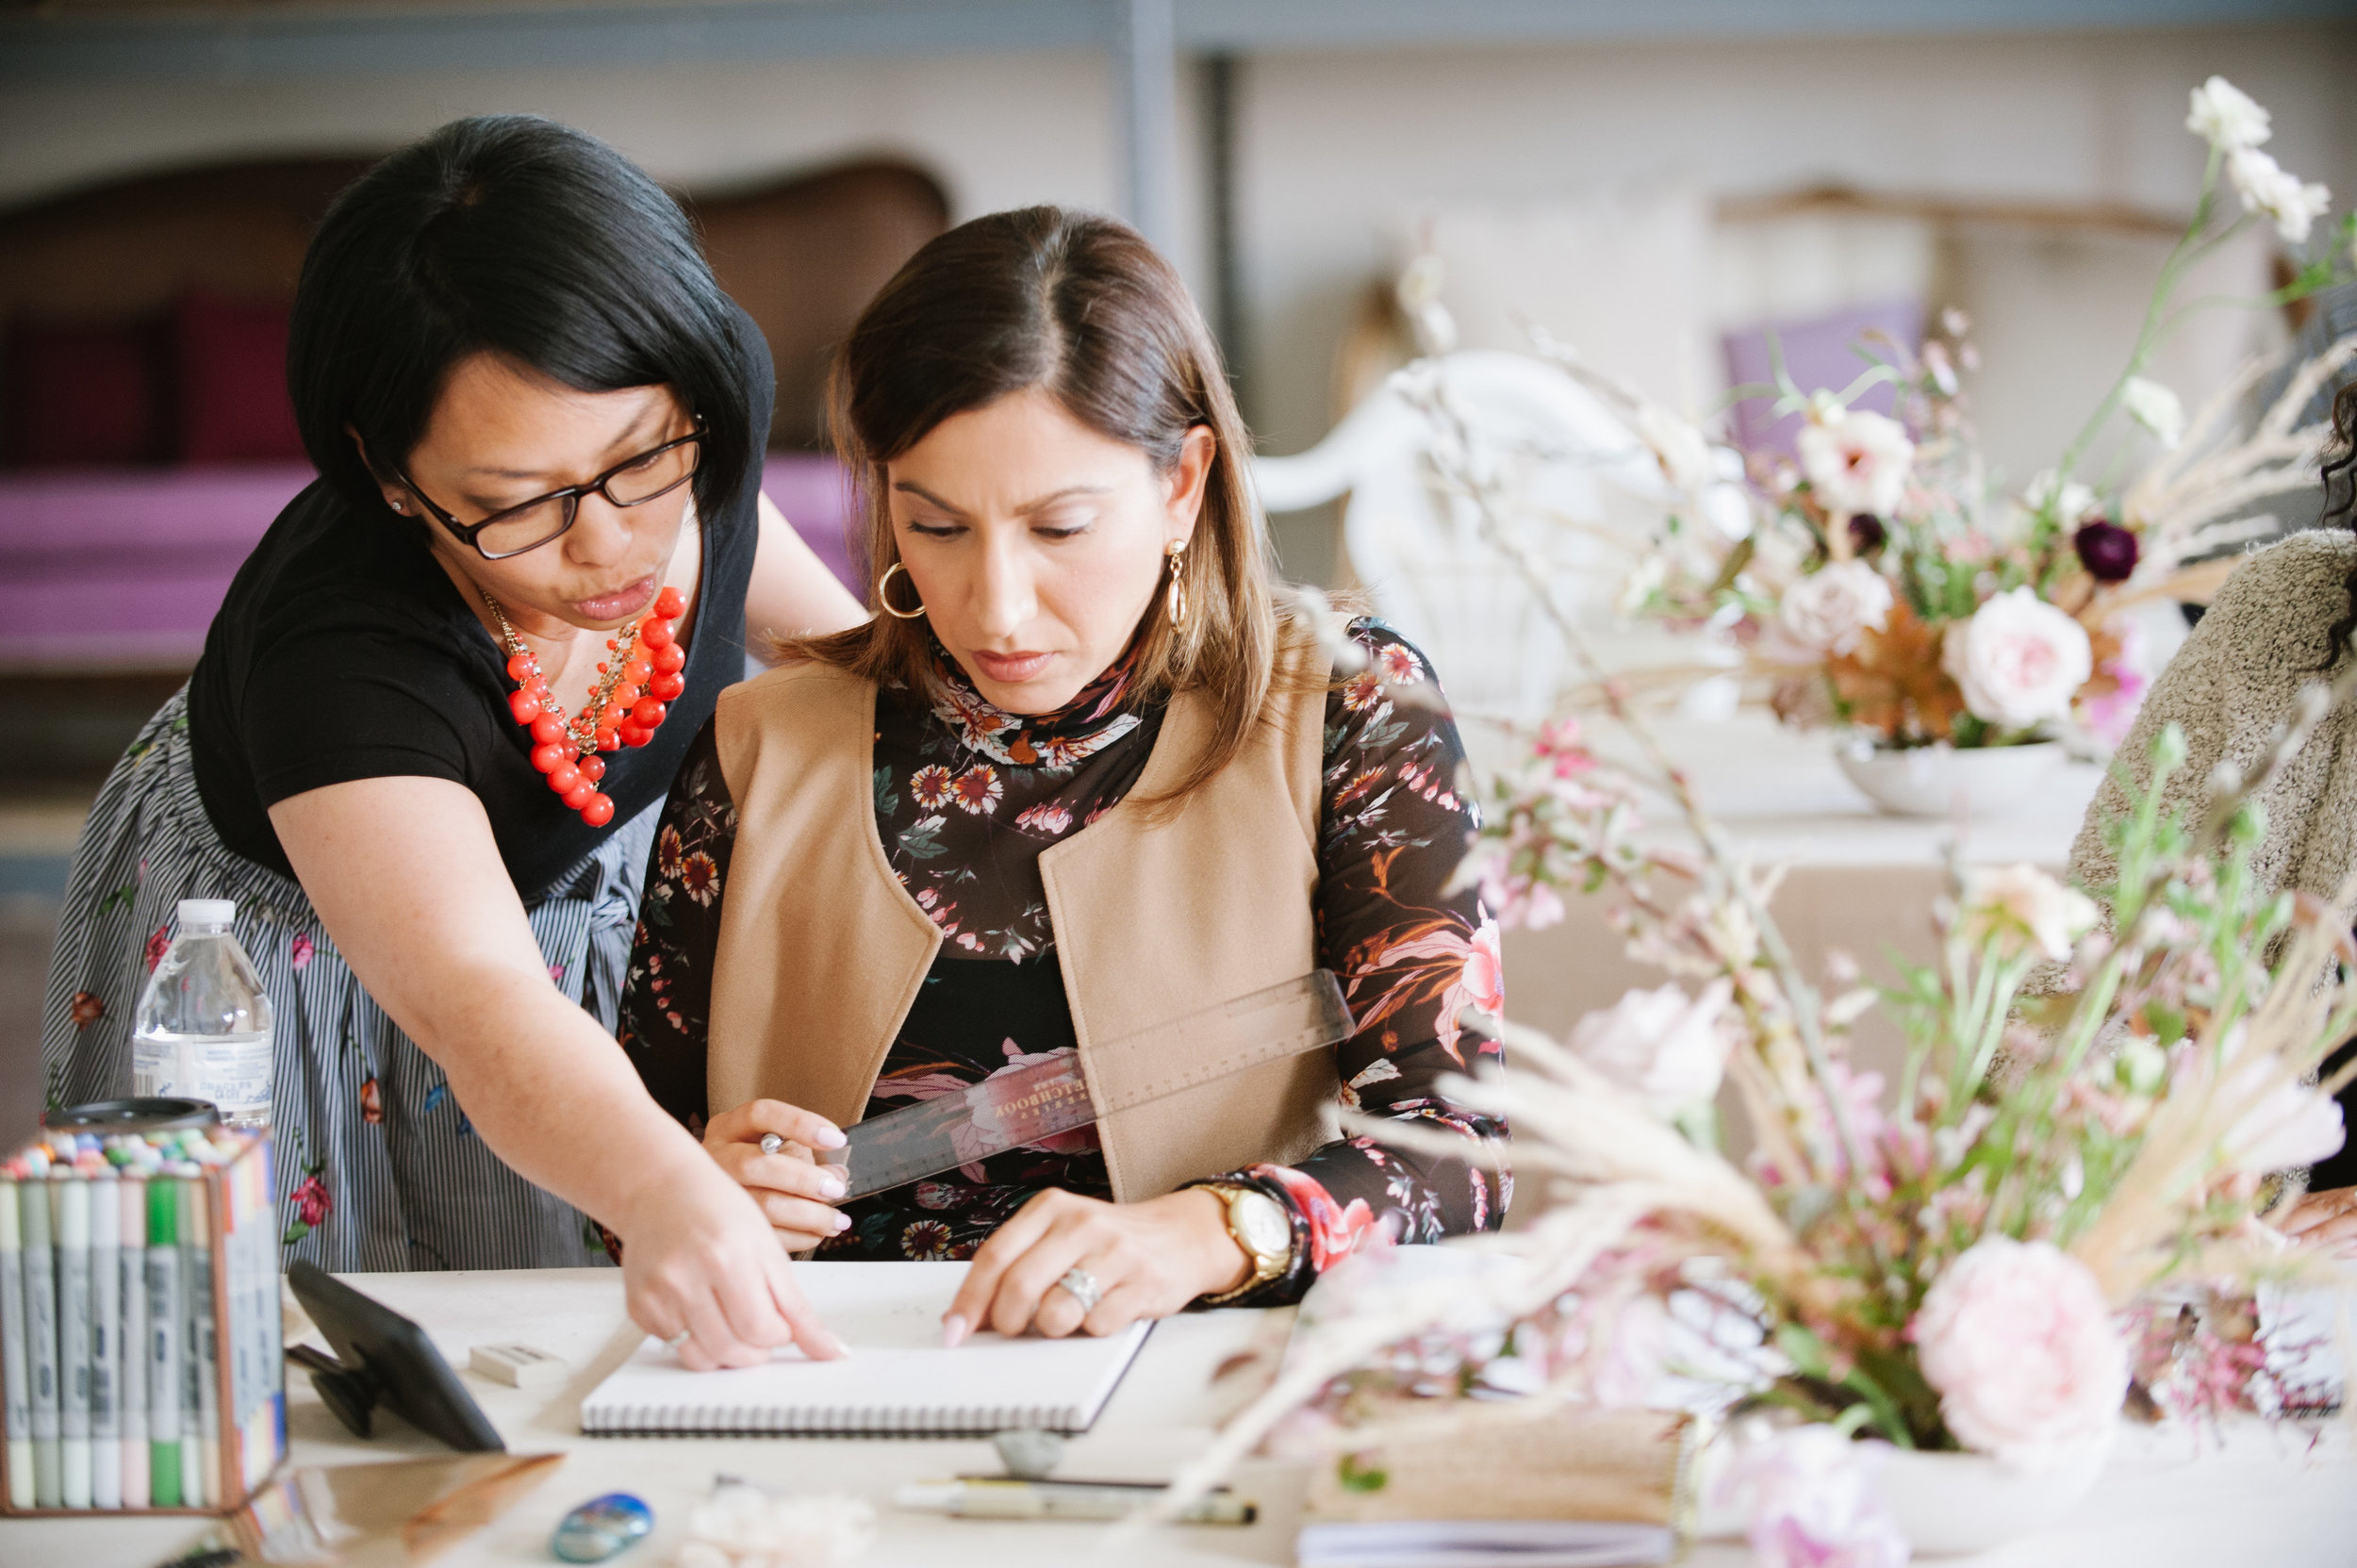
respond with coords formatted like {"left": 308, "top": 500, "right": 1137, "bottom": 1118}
{"left": 0, "top": 1127, "right": 284, "bottom": 1515}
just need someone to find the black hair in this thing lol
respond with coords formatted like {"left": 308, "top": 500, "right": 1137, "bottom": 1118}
{"left": 288, "top": 114, "right": 752, "bottom": 527}
{"left": 2322, "top": 381, "right": 2357, "bottom": 667}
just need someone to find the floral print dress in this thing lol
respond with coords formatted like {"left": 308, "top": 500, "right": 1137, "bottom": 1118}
{"left": 621, "top": 619, "right": 1508, "bottom": 1303}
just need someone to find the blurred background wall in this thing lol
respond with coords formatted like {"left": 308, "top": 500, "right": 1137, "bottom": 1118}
{"left": 2, "top": 1, "right": 2352, "bottom": 1143}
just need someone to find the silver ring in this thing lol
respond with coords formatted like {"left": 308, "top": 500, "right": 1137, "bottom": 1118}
{"left": 1053, "top": 1266, "right": 1103, "bottom": 1314}
{"left": 664, "top": 1328, "right": 693, "bottom": 1351}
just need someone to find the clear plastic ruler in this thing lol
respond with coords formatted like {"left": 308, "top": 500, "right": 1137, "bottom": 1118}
{"left": 827, "top": 968, "right": 1354, "bottom": 1199}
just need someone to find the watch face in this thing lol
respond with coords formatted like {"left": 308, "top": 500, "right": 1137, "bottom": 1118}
{"left": 1232, "top": 1190, "right": 1291, "bottom": 1257}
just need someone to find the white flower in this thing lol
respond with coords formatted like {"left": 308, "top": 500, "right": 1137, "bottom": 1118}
{"left": 1796, "top": 404, "right": 1914, "bottom": 517}
{"left": 2227, "top": 146, "right": 2332, "bottom": 245}
{"left": 1956, "top": 863, "right": 2101, "bottom": 964}
{"left": 1775, "top": 561, "right": 1893, "bottom": 656}
{"left": 2218, "top": 1065, "right": 2347, "bottom": 1176}
{"left": 1913, "top": 1236, "right": 2129, "bottom": 1469}
{"left": 2185, "top": 75, "right": 2272, "bottom": 153}
{"left": 1940, "top": 587, "right": 2094, "bottom": 731}
{"left": 1631, "top": 400, "right": 1718, "bottom": 495}
{"left": 1565, "top": 978, "right": 1734, "bottom": 1118}
{"left": 2121, "top": 376, "right": 2185, "bottom": 449}
{"left": 2023, "top": 469, "right": 2097, "bottom": 524}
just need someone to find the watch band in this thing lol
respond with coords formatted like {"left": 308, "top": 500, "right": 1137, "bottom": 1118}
{"left": 1194, "top": 1180, "right": 1295, "bottom": 1308}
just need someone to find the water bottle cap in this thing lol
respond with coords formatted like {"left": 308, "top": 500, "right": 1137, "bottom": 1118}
{"left": 177, "top": 898, "right": 237, "bottom": 931}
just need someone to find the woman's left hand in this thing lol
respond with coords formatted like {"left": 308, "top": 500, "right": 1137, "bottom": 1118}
{"left": 942, "top": 1187, "right": 1252, "bottom": 1345}
{"left": 2275, "top": 1184, "right": 2357, "bottom": 1257}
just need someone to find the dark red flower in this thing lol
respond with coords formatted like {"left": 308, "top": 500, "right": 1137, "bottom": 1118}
{"left": 292, "top": 1174, "right": 332, "bottom": 1229}
{"left": 70, "top": 992, "right": 105, "bottom": 1029}
{"left": 1848, "top": 513, "right": 1887, "bottom": 554}
{"left": 143, "top": 924, "right": 171, "bottom": 973}
{"left": 360, "top": 1077, "right": 383, "bottom": 1125}
{"left": 2074, "top": 519, "right": 2139, "bottom": 583}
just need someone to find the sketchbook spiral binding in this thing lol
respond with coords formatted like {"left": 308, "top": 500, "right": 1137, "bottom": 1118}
{"left": 582, "top": 1401, "right": 1090, "bottom": 1438}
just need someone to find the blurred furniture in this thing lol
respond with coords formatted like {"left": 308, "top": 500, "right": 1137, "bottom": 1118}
{"left": 0, "top": 152, "right": 938, "bottom": 675}
{"left": 0, "top": 455, "right": 860, "bottom": 670}
{"left": 1256, "top": 348, "right": 1739, "bottom": 728}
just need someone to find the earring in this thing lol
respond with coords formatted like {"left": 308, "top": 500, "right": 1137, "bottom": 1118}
{"left": 1164, "top": 539, "right": 1187, "bottom": 629}
{"left": 878, "top": 560, "right": 927, "bottom": 620}
{"left": 388, "top": 498, "right": 405, "bottom": 514}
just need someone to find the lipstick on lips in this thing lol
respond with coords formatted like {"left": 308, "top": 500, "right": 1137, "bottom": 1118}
{"left": 969, "top": 649, "right": 1054, "bottom": 685}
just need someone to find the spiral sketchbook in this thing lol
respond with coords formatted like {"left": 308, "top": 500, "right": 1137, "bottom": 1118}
{"left": 578, "top": 1262, "right": 1151, "bottom": 1437}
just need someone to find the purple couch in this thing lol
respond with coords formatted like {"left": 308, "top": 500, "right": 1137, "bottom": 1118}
{"left": 0, "top": 454, "right": 860, "bottom": 669}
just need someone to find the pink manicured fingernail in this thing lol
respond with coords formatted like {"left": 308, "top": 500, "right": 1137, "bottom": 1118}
{"left": 814, "top": 1124, "right": 848, "bottom": 1148}
{"left": 832, "top": 1212, "right": 851, "bottom": 1231}
{"left": 942, "top": 1312, "right": 969, "bottom": 1349}
{"left": 817, "top": 1171, "right": 848, "bottom": 1198}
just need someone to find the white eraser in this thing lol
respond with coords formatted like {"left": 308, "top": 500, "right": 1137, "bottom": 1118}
{"left": 470, "top": 1342, "right": 569, "bottom": 1389}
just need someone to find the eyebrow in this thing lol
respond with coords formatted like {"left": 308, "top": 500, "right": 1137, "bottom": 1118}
{"left": 461, "top": 405, "right": 674, "bottom": 482}
{"left": 892, "top": 480, "right": 1113, "bottom": 516}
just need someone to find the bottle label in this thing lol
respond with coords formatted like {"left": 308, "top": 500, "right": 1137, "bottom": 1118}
{"left": 131, "top": 1030, "right": 272, "bottom": 1118}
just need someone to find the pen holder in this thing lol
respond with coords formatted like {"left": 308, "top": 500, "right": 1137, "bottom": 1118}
{"left": 0, "top": 1125, "right": 287, "bottom": 1516}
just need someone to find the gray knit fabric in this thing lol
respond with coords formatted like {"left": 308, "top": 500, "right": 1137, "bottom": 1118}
{"left": 2069, "top": 529, "right": 2357, "bottom": 928}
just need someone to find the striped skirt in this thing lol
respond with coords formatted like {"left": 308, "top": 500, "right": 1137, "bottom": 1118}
{"left": 39, "top": 689, "right": 657, "bottom": 1272}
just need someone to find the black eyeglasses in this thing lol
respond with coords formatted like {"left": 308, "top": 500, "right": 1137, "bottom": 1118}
{"left": 398, "top": 427, "right": 705, "bottom": 561}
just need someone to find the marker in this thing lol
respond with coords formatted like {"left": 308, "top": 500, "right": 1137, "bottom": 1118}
{"left": 146, "top": 1172, "right": 182, "bottom": 1509}
{"left": 179, "top": 1171, "right": 213, "bottom": 1509}
{"left": 120, "top": 1168, "right": 148, "bottom": 1506}
{"left": 0, "top": 1169, "right": 29, "bottom": 1509}
{"left": 90, "top": 1165, "right": 121, "bottom": 1508}
{"left": 20, "top": 1171, "right": 60, "bottom": 1506}
{"left": 893, "top": 1478, "right": 1259, "bottom": 1524}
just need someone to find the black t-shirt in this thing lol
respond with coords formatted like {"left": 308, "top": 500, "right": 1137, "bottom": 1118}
{"left": 187, "top": 316, "right": 772, "bottom": 902}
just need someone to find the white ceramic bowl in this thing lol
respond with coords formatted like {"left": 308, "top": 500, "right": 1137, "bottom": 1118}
{"left": 1870, "top": 1428, "right": 2114, "bottom": 1555}
{"left": 1836, "top": 739, "right": 2065, "bottom": 819}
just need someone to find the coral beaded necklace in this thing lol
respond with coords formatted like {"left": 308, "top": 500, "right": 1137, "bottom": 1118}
{"left": 483, "top": 584, "right": 689, "bottom": 828}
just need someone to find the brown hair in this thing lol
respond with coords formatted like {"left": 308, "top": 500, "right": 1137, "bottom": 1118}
{"left": 783, "top": 205, "right": 1290, "bottom": 807}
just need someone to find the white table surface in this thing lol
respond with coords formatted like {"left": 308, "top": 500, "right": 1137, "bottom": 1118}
{"left": 6, "top": 1268, "right": 2354, "bottom": 1566}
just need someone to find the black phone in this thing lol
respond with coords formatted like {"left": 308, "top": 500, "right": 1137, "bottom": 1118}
{"left": 285, "top": 1261, "right": 504, "bottom": 1452}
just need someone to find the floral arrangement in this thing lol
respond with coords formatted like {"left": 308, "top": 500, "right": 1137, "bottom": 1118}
{"left": 1159, "top": 98, "right": 2357, "bottom": 1543}
{"left": 1608, "top": 75, "right": 2357, "bottom": 751}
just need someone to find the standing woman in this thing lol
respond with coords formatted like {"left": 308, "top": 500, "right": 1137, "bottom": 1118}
{"left": 41, "top": 117, "right": 863, "bottom": 1365}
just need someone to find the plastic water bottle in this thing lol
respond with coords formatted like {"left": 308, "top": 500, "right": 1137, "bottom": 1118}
{"left": 130, "top": 900, "right": 273, "bottom": 1129}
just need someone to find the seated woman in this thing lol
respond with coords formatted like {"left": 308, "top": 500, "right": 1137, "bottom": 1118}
{"left": 618, "top": 206, "right": 1508, "bottom": 1347}
{"left": 2069, "top": 382, "right": 2357, "bottom": 1252}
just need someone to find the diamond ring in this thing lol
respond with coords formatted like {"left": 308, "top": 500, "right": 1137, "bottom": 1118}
{"left": 1053, "top": 1266, "right": 1104, "bottom": 1314}
{"left": 664, "top": 1328, "right": 693, "bottom": 1351}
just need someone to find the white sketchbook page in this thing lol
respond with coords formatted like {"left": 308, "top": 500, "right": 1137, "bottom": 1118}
{"left": 581, "top": 1261, "right": 1151, "bottom": 1430}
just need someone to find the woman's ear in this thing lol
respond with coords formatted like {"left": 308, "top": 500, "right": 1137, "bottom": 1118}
{"left": 346, "top": 424, "right": 409, "bottom": 514}
{"left": 1164, "top": 424, "right": 1217, "bottom": 547}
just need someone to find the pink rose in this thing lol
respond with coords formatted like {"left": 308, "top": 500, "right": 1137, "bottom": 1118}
{"left": 1460, "top": 916, "right": 1505, "bottom": 1016}
{"left": 1911, "top": 1236, "right": 2127, "bottom": 1467}
{"left": 1719, "top": 1425, "right": 1907, "bottom": 1568}
{"left": 289, "top": 933, "right": 315, "bottom": 971}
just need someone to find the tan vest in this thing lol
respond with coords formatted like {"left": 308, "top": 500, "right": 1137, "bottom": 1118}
{"left": 704, "top": 634, "right": 1333, "bottom": 1201}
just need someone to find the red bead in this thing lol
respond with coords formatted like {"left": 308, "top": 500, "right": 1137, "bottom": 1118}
{"left": 527, "top": 678, "right": 552, "bottom": 701}
{"left": 600, "top": 701, "right": 627, "bottom": 726}
{"left": 580, "top": 793, "right": 616, "bottom": 828}
{"left": 562, "top": 782, "right": 597, "bottom": 810}
{"left": 530, "top": 713, "right": 566, "bottom": 745}
{"left": 548, "top": 763, "right": 582, "bottom": 794}
{"left": 639, "top": 617, "right": 675, "bottom": 650}
{"left": 578, "top": 755, "right": 607, "bottom": 784}
{"left": 631, "top": 697, "right": 668, "bottom": 728}
{"left": 649, "top": 671, "right": 685, "bottom": 701}
{"left": 595, "top": 727, "right": 620, "bottom": 751}
{"left": 605, "top": 637, "right": 619, "bottom": 650}
{"left": 529, "top": 742, "right": 568, "bottom": 773}
{"left": 618, "top": 722, "right": 651, "bottom": 748}
{"left": 508, "top": 689, "right": 542, "bottom": 724}
{"left": 651, "top": 642, "right": 686, "bottom": 673}
{"left": 612, "top": 684, "right": 640, "bottom": 708}
{"left": 623, "top": 658, "right": 651, "bottom": 685}
{"left": 653, "top": 586, "right": 686, "bottom": 618}
{"left": 504, "top": 652, "right": 537, "bottom": 682}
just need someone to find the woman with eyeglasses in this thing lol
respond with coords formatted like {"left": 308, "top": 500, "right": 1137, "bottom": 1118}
{"left": 41, "top": 117, "right": 864, "bottom": 1362}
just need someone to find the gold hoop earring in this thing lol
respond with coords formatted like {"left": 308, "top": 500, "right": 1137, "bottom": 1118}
{"left": 878, "top": 560, "right": 927, "bottom": 620}
{"left": 1164, "top": 540, "right": 1188, "bottom": 629}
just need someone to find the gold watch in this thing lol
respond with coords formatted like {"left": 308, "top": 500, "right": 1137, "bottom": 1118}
{"left": 1195, "top": 1181, "right": 1294, "bottom": 1305}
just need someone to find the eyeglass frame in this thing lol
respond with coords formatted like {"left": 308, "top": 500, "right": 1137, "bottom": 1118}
{"left": 395, "top": 424, "right": 706, "bottom": 561}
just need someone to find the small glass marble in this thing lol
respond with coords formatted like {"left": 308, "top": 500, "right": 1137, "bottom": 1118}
{"left": 552, "top": 1492, "right": 654, "bottom": 1562}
